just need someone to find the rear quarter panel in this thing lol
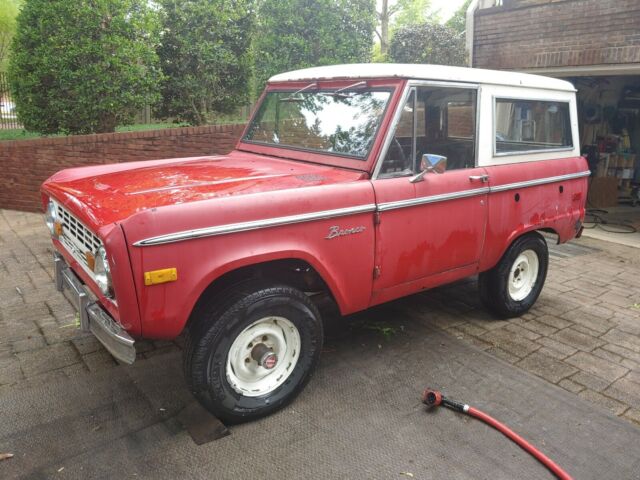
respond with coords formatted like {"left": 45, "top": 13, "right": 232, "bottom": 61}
{"left": 480, "top": 156, "right": 588, "bottom": 271}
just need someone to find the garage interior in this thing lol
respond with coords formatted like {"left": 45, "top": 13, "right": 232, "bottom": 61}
{"left": 564, "top": 73, "right": 640, "bottom": 246}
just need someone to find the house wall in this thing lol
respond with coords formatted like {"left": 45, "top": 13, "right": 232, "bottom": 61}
{"left": 473, "top": 0, "right": 640, "bottom": 70}
{"left": 0, "top": 124, "right": 245, "bottom": 213}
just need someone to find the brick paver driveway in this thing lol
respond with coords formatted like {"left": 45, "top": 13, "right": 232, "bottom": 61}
{"left": 1, "top": 209, "right": 639, "bottom": 426}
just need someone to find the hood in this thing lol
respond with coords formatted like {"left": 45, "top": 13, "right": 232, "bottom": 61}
{"left": 42, "top": 150, "right": 367, "bottom": 229}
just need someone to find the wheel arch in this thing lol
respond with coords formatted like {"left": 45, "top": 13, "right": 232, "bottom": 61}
{"left": 185, "top": 254, "right": 342, "bottom": 331}
{"left": 481, "top": 226, "right": 552, "bottom": 272}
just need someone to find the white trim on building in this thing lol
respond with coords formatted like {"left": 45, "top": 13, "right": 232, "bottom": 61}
{"left": 514, "top": 64, "right": 640, "bottom": 78}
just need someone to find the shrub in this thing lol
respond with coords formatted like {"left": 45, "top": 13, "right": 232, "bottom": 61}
{"left": 253, "top": 0, "right": 376, "bottom": 94}
{"left": 388, "top": 22, "right": 465, "bottom": 66}
{"left": 156, "top": 0, "right": 255, "bottom": 126}
{"left": 8, "top": 0, "right": 162, "bottom": 134}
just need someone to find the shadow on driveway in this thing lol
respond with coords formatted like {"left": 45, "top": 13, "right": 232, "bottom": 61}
{"left": 1, "top": 304, "right": 639, "bottom": 479}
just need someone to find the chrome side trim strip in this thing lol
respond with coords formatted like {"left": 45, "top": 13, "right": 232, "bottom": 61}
{"left": 134, "top": 171, "right": 590, "bottom": 247}
{"left": 377, "top": 170, "right": 590, "bottom": 212}
{"left": 377, "top": 187, "right": 490, "bottom": 212}
{"left": 489, "top": 170, "right": 590, "bottom": 193}
{"left": 134, "top": 204, "right": 377, "bottom": 246}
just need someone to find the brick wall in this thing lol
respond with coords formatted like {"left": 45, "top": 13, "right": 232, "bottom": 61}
{"left": 0, "top": 124, "right": 245, "bottom": 212}
{"left": 473, "top": 0, "right": 640, "bottom": 70}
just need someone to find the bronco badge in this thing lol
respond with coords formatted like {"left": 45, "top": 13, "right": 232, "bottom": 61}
{"left": 325, "top": 225, "right": 366, "bottom": 239}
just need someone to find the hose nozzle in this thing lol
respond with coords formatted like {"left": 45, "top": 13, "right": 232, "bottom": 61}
{"left": 422, "top": 388, "right": 443, "bottom": 408}
{"left": 421, "top": 388, "right": 468, "bottom": 413}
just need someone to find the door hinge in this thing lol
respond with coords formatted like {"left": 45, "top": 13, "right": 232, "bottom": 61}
{"left": 373, "top": 266, "right": 381, "bottom": 279}
{"left": 374, "top": 211, "right": 381, "bottom": 225}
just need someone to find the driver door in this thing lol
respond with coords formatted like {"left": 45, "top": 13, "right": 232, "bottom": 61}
{"left": 372, "top": 85, "right": 488, "bottom": 294}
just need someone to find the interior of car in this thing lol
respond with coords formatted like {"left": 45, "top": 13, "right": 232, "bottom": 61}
{"left": 379, "top": 87, "right": 477, "bottom": 177}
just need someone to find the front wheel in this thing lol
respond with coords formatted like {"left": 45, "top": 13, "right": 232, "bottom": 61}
{"left": 183, "top": 281, "right": 323, "bottom": 424}
{"left": 478, "top": 232, "right": 549, "bottom": 318}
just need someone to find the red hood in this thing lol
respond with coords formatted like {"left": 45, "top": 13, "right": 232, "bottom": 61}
{"left": 42, "top": 150, "right": 366, "bottom": 228}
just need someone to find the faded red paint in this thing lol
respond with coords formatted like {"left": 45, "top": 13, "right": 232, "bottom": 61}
{"left": 43, "top": 150, "right": 367, "bottom": 231}
{"left": 480, "top": 157, "right": 587, "bottom": 272}
{"left": 41, "top": 76, "right": 587, "bottom": 341}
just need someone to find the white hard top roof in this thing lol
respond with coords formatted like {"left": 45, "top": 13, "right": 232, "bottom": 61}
{"left": 269, "top": 63, "right": 576, "bottom": 92}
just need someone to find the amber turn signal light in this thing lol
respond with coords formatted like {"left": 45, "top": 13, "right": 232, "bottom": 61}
{"left": 144, "top": 268, "right": 178, "bottom": 286}
{"left": 85, "top": 251, "right": 96, "bottom": 271}
{"left": 54, "top": 221, "right": 63, "bottom": 237}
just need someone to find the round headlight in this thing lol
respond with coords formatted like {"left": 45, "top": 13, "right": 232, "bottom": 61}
{"left": 94, "top": 247, "right": 114, "bottom": 297}
{"left": 45, "top": 200, "right": 57, "bottom": 235}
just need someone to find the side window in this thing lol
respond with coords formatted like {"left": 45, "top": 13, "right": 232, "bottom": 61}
{"left": 415, "top": 87, "right": 477, "bottom": 171}
{"left": 494, "top": 99, "right": 572, "bottom": 154}
{"left": 379, "top": 90, "right": 415, "bottom": 177}
{"left": 379, "top": 86, "right": 477, "bottom": 177}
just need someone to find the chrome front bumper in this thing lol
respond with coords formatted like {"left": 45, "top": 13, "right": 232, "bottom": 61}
{"left": 54, "top": 253, "right": 136, "bottom": 364}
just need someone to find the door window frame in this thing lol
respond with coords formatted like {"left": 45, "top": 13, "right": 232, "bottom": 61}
{"left": 372, "top": 80, "right": 482, "bottom": 179}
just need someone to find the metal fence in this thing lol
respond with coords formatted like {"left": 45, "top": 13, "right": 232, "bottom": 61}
{"left": 0, "top": 72, "right": 21, "bottom": 129}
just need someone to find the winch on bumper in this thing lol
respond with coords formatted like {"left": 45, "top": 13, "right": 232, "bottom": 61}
{"left": 54, "top": 253, "right": 136, "bottom": 364}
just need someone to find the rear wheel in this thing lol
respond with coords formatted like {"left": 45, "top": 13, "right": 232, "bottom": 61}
{"left": 479, "top": 232, "right": 548, "bottom": 318}
{"left": 183, "top": 280, "right": 323, "bottom": 424}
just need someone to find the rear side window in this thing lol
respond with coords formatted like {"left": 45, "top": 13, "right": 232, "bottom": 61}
{"left": 494, "top": 98, "right": 572, "bottom": 155}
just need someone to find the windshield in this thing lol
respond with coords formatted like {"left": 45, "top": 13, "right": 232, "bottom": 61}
{"left": 243, "top": 88, "right": 392, "bottom": 159}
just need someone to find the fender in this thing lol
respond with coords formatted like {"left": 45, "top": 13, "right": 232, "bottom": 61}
{"left": 121, "top": 181, "right": 377, "bottom": 339}
{"left": 129, "top": 225, "right": 375, "bottom": 339}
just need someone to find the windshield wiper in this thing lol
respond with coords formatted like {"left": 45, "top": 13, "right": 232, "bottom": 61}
{"left": 279, "top": 82, "right": 318, "bottom": 102}
{"left": 322, "top": 81, "right": 368, "bottom": 98}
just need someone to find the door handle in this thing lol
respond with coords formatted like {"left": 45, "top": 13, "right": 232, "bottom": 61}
{"left": 469, "top": 175, "right": 489, "bottom": 183}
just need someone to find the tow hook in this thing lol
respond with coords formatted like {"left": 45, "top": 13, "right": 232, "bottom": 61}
{"left": 422, "top": 388, "right": 573, "bottom": 480}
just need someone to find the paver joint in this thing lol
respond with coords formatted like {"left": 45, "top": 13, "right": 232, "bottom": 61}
{"left": 0, "top": 209, "right": 639, "bottom": 427}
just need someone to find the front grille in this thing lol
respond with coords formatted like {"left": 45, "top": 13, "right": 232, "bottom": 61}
{"left": 54, "top": 201, "right": 102, "bottom": 278}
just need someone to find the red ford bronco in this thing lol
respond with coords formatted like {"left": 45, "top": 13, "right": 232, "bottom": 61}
{"left": 42, "top": 64, "right": 588, "bottom": 423}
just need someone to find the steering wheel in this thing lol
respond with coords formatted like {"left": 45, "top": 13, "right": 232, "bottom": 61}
{"left": 392, "top": 138, "right": 408, "bottom": 169}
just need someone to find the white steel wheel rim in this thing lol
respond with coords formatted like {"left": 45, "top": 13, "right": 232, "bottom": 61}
{"left": 508, "top": 250, "right": 539, "bottom": 301}
{"left": 226, "top": 316, "right": 301, "bottom": 397}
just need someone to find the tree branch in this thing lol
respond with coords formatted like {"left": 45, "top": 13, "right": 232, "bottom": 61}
{"left": 388, "top": 3, "right": 402, "bottom": 16}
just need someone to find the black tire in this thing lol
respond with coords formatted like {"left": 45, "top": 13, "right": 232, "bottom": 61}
{"left": 183, "top": 280, "right": 323, "bottom": 424}
{"left": 478, "top": 232, "right": 549, "bottom": 318}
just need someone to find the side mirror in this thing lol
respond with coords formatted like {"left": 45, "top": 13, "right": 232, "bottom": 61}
{"left": 410, "top": 154, "right": 447, "bottom": 183}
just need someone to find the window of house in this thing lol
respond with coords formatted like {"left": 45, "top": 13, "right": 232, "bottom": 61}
{"left": 494, "top": 98, "right": 572, "bottom": 155}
